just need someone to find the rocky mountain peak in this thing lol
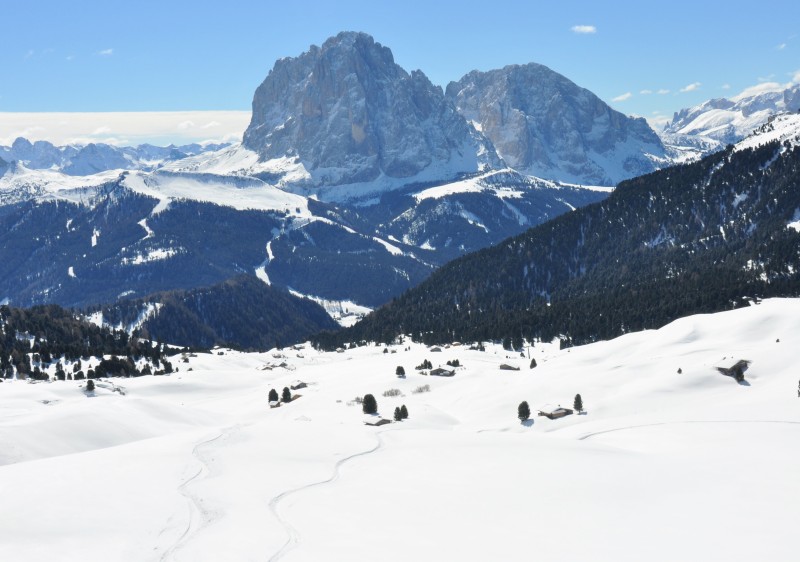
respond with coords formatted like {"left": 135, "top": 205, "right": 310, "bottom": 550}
{"left": 243, "top": 32, "right": 500, "bottom": 190}
{"left": 446, "top": 63, "right": 665, "bottom": 185}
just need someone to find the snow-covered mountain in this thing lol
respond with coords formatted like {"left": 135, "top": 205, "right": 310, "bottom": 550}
{"left": 241, "top": 31, "right": 501, "bottom": 196}
{"left": 664, "top": 82, "right": 800, "bottom": 145}
{"left": 0, "top": 159, "right": 607, "bottom": 309}
{"left": 446, "top": 64, "right": 668, "bottom": 185}
{"left": 0, "top": 137, "right": 229, "bottom": 176}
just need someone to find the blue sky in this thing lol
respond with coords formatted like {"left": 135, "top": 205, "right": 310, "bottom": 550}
{"left": 2, "top": 0, "right": 798, "bottom": 145}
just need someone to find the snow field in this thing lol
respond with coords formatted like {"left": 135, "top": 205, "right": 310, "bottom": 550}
{"left": 1, "top": 299, "right": 799, "bottom": 561}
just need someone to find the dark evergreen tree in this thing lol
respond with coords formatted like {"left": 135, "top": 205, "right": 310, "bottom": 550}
{"left": 86, "top": 379, "right": 95, "bottom": 392}
{"left": 530, "top": 358, "right": 537, "bottom": 369}
{"left": 518, "top": 401, "right": 530, "bottom": 421}
{"left": 400, "top": 404, "right": 408, "bottom": 419}
{"left": 574, "top": 394, "right": 583, "bottom": 413}
{"left": 395, "top": 365, "right": 405, "bottom": 377}
{"left": 281, "top": 387, "right": 292, "bottom": 403}
{"left": 269, "top": 388, "right": 279, "bottom": 402}
{"left": 394, "top": 407, "right": 402, "bottom": 422}
{"left": 362, "top": 393, "right": 377, "bottom": 415}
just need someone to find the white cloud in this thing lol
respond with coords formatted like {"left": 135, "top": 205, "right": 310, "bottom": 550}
{"left": 612, "top": 92, "right": 632, "bottom": 102}
{"left": 66, "top": 54, "right": 75, "bottom": 61}
{"left": 646, "top": 115, "right": 671, "bottom": 130}
{"left": 792, "top": 70, "right": 800, "bottom": 83}
{"left": 777, "top": 43, "right": 787, "bottom": 50}
{"left": 571, "top": 25, "right": 597, "bottom": 34}
{"left": 640, "top": 89, "right": 653, "bottom": 95}
{"left": 0, "top": 111, "right": 251, "bottom": 147}
{"left": 97, "top": 48, "right": 114, "bottom": 56}
{"left": 721, "top": 83, "right": 731, "bottom": 90}
{"left": 732, "top": 81, "right": 785, "bottom": 101}
{"left": 657, "top": 89, "right": 670, "bottom": 95}
{"left": 680, "top": 82, "right": 701, "bottom": 93}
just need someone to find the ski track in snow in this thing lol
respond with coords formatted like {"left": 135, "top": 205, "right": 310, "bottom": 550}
{"left": 160, "top": 425, "right": 238, "bottom": 562}
{"left": 267, "top": 430, "right": 387, "bottom": 562}
{"left": 576, "top": 419, "right": 800, "bottom": 441}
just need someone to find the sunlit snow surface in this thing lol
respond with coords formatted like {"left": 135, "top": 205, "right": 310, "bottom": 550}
{"left": 1, "top": 299, "right": 799, "bottom": 561}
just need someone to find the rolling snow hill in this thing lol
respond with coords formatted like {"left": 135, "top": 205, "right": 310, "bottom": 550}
{"left": 1, "top": 299, "right": 798, "bottom": 561}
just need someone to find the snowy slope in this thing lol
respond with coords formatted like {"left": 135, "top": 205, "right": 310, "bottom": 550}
{"left": 0, "top": 163, "right": 120, "bottom": 206}
{"left": 121, "top": 170, "right": 310, "bottom": 215}
{"left": 733, "top": 112, "right": 800, "bottom": 152}
{"left": 664, "top": 83, "right": 800, "bottom": 145}
{"left": 1, "top": 299, "right": 798, "bottom": 561}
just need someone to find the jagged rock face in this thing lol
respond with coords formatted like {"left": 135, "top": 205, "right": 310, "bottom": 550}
{"left": 446, "top": 64, "right": 665, "bottom": 185}
{"left": 243, "top": 32, "right": 499, "bottom": 187}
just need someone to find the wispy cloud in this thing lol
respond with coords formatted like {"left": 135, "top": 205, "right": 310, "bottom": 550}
{"left": 657, "top": 89, "right": 670, "bottom": 95}
{"left": 0, "top": 111, "right": 250, "bottom": 147}
{"left": 731, "top": 82, "right": 785, "bottom": 102}
{"left": 66, "top": 54, "right": 75, "bottom": 61}
{"left": 721, "top": 83, "right": 731, "bottom": 90}
{"left": 97, "top": 48, "right": 114, "bottom": 56}
{"left": 639, "top": 89, "right": 653, "bottom": 95}
{"left": 612, "top": 92, "right": 632, "bottom": 102}
{"left": 571, "top": 25, "right": 597, "bottom": 34}
{"left": 24, "top": 49, "right": 35, "bottom": 60}
{"left": 777, "top": 43, "right": 787, "bottom": 50}
{"left": 757, "top": 74, "right": 775, "bottom": 82}
{"left": 679, "top": 82, "right": 701, "bottom": 93}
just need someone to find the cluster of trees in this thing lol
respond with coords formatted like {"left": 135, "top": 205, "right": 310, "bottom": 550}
{"left": 393, "top": 405, "right": 409, "bottom": 421}
{"left": 268, "top": 387, "right": 293, "bottom": 403}
{"left": 0, "top": 304, "right": 168, "bottom": 380}
{"left": 313, "top": 140, "right": 800, "bottom": 349}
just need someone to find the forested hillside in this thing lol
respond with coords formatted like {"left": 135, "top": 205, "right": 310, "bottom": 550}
{"left": 95, "top": 275, "right": 338, "bottom": 350}
{"left": 315, "top": 132, "right": 800, "bottom": 348}
{"left": 0, "top": 304, "right": 167, "bottom": 380}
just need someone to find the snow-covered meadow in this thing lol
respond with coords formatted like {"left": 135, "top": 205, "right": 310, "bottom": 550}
{"left": 2, "top": 299, "right": 799, "bottom": 561}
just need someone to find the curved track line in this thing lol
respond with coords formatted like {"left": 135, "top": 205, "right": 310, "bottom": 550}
{"left": 268, "top": 431, "right": 386, "bottom": 562}
{"left": 160, "top": 426, "right": 235, "bottom": 562}
{"left": 577, "top": 419, "right": 800, "bottom": 441}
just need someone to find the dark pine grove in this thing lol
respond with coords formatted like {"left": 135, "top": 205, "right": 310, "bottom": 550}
{"left": 0, "top": 304, "right": 168, "bottom": 380}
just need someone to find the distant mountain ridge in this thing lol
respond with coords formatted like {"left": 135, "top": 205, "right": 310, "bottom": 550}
{"left": 664, "top": 82, "right": 800, "bottom": 145}
{"left": 0, "top": 137, "right": 229, "bottom": 176}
